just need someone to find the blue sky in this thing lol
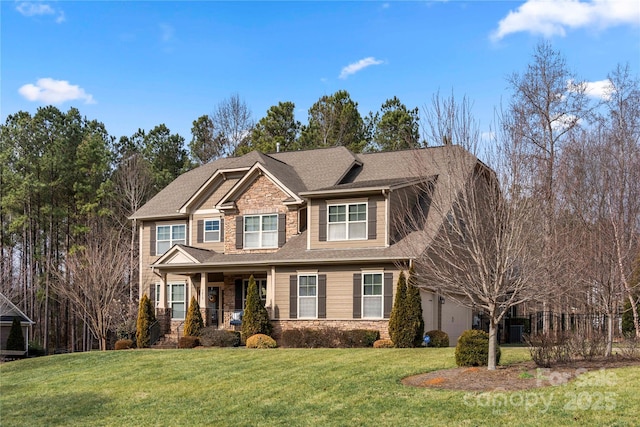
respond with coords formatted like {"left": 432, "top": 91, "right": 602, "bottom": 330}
{"left": 2, "top": 0, "right": 639, "bottom": 144}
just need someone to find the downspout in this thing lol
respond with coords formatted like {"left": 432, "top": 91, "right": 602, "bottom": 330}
{"left": 383, "top": 189, "right": 389, "bottom": 247}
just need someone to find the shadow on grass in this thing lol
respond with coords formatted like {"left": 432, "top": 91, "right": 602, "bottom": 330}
{"left": 1, "top": 392, "right": 109, "bottom": 426}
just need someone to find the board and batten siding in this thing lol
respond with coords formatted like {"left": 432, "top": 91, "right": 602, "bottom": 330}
{"left": 308, "top": 195, "right": 386, "bottom": 250}
{"left": 273, "top": 265, "right": 399, "bottom": 320}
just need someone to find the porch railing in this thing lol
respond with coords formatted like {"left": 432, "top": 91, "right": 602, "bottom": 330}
{"left": 149, "top": 320, "right": 161, "bottom": 346}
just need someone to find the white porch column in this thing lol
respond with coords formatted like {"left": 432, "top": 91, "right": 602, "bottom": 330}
{"left": 267, "top": 266, "right": 276, "bottom": 318}
{"left": 200, "top": 273, "right": 207, "bottom": 306}
{"left": 159, "top": 272, "right": 167, "bottom": 307}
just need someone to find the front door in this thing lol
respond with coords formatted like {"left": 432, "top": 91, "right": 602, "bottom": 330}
{"left": 207, "top": 286, "right": 220, "bottom": 328}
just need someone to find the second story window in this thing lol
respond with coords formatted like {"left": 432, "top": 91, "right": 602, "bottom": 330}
{"left": 156, "top": 224, "right": 186, "bottom": 255}
{"left": 328, "top": 203, "right": 367, "bottom": 240}
{"left": 244, "top": 214, "right": 278, "bottom": 248}
{"left": 204, "top": 219, "right": 221, "bottom": 242}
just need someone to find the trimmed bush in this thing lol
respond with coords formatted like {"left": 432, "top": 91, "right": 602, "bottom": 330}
{"left": 388, "top": 271, "right": 408, "bottom": 346}
{"left": 6, "top": 317, "right": 25, "bottom": 352}
{"left": 178, "top": 336, "right": 200, "bottom": 349}
{"left": 241, "top": 275, "right": 273, "bottom": 341}
{"left": 455, "top": 329, "right": 500, "bottom": 367}
{"left": 199, "top": 327, "right": 241, "bottom": 347}
{"left": 115, "top": 339, "right": 134, "bottom": 350}
{"left": 183, "top": 296, "right": 204, "bottom": 337}
{"left": 343, "top": 329, "right": 380, "bottom": 348}
{"left": 246, "top": 334, "right": 277, "bottom": 349}
{"left": 373, "top": 339, "right": 395, "bottom": 348}
{"left": 424, "top": 330, "right": 449, "bottom": 348}
{"left": 136, "top": 293, "right": 156, "bottom": 348}
{"left": 406, "top": 266, "right": 425, "bottom": 346}
{"left": 280, "top": 328, "right": 379, "bottom": 348}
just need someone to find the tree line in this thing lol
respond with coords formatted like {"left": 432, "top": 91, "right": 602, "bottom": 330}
{"left": 1, "top": 41, "right": 638, "bottom": 353}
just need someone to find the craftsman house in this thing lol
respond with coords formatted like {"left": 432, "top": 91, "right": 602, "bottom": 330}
{"left": 131, "top": 145, "right": 484, "bottom": 343}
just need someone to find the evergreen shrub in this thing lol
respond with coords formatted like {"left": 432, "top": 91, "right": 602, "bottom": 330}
{"left": 241, "top": 275, "right": 272, "bottom": 341}
{"left": 245, "top": 334, "right": 277, "bottom": 349}
{"left": 424, "top": 330, "right": 449, "bottom": 348}
{"left": 183, "top": 296, "right": 204, "bottom": 337}
{"left": 455, "top": 329, "right": 500, "bottom": 367}
{"left": 6, "top": 317, "right": 25, "bottom": 352}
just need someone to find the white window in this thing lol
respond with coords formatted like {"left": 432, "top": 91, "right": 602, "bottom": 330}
{"left": 204, "top": 219, "right": 220, "bottom": 242}
{"left": 244, "top": 214, "right": 278, "bottom": 248}
{"left": 242, "top": 278, "right": 267, "bottom": 307}
{"left": 362, "top": 273, "right": 383, "bottom": 318}
{"left": 157, "top": 224, "right": 186, "bottom": 255}
{"left": 298, "top": 275, "right": 317, "bottom": 319}
{"left": 328, "top": 203, "right": 366, "bottom": 240}
{"left": 167, "top": 283, "right": 186, "bottom": 320}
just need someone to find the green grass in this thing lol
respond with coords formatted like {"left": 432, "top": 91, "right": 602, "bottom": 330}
{"left": 1, "top": 347, "right": 638, "bottom": 426}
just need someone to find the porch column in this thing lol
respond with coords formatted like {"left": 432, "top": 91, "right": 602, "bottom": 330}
{"left": 159, "top": 272, "right": 167, "bottom": 307}
{"left": 267, "top": 266, "right": 276, "bottom": 319}
{"left": 200, "top": 273, "right": 207, "bottom": 307}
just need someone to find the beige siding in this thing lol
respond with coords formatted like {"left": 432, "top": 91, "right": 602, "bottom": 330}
{"left": 308, "top": 195, "right": 387, "bottom": 250}
{"left": 190, "top": 214, "right": 225, "bottom": 252}
{"left": 273, "top": 264, "right": 400, "bottom": 320}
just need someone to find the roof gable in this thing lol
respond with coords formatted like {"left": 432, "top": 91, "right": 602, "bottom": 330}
{"left": 0, "top": 293, "right": 34, "bottom": 324}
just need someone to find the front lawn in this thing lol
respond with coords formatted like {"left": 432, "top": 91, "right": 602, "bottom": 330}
{"left": 1, "top": 347, "right": 638, "bottom": 426}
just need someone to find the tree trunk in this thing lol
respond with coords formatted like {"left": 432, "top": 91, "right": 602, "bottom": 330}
{"left": 605, "top": 312, "right": 614, "bottom": 357}
{"left": 488, "top": 312, "right": 498, "bottom": 371}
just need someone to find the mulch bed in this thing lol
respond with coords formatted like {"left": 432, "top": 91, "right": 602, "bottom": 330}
{"left": 402, "top": 358, "right": 640, "bottom": 392}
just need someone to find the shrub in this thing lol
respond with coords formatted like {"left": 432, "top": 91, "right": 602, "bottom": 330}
{"left": 241, "top": 275, "right": 273, "bottom": 341}
{"left": 199, "top": 327, "right": 241, "bottom": 347}
{"left": 178, "top": 336, "right": 200, "bottom": 349}
{"left": 455, "top": 329, "right": 500, "bottom": 367}
{"left": 28, "top": 341, "right": 45, "bottom": 357}
{"left": 388, "top": 271, "right": 408, "bottom": 346}
{"left": 115, "top": 339, "right": 134, "bottom": 350}
{"left": 136, "top": 293, "right": 156, "bottom": 348}
{"left": 246, "top": 334, "right": 277, "bottom": 349}
{"left": 525, "top": 331, "right": 607, "bottom": 367}
{"left": 6, "top": 317, "right": 25, "bottom": 352}
{"left": 406, "top": 266, "right": 425, "bottom": 346}
{"left": 424, "top": 330, "right": 449, "bottom": 348}
{"left": 183, "top": 296, "right": 204, "bottom": 337}
{"left": 373, "top": 339, "right": 395, "bottom": 348}
{"left": 343, "top": 329, "right": 379, "bottom": 348}
{"left": 280, "top": 328, "right": 379, "bottom": 348}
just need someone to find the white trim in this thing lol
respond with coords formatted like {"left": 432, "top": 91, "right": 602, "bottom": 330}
{"left": 243, "top": 213, "right": 278, "bottom": 249}
{"left": 216, "top": 162, "right": 303, "bottom": 208}
{"left": 194, "top": 208, "right": 221, "bottom": 215}
{"left": 155, "top": 223, "right": 187, "bottom": 256}
{"left": 297, "top": 273, "right": 318, "bottom": 319}
{"left": 361, "top": 271, "right": 384, "bottom": 319}
{"left": 203, "top": 218, "right": 222, "bottom": 242}
{"left": 327, "top": 202, "right": 368, "bottom": 241}
{"left": 152, "top": 245, "right": 200, "bottom": 266}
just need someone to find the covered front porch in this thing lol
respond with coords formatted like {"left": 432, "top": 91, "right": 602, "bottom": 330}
{"left": 153, "top": 267, "right": 275, "bottom": 336}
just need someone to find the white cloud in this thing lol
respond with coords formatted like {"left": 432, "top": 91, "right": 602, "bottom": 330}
{"left": 583, "top": 79, "right": 614, "bottom": 100}
{"left": 339, "top": 57, "right": 384, "bottom": 79}
{"left": 16, "top": 1, "right": 65, "bottom": 23}
{"left": 159, "top": 23, "right": 174, "bottom": 42}
{"left": 491, "top": 0, "right": 640, "bottom": 41}
{"left": 19, "top": 78, "right": 96, "bottom": 104}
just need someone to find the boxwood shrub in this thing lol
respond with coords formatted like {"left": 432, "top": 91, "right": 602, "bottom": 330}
{"left": 246, "top": 334, "right": 277, "bottom": 349}
{"left": 424, "top": 330, "right": 449, "bottom": 348}
{"left": 114, "top": 339, "right": 134, "bottom": 350}
{"left": 455, "top": 329, "right": 500, "bottom": 367}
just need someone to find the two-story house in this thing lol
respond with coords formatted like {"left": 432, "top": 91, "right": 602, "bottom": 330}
{"left": 131, "top": 145, "right": 481, "bottom": 343}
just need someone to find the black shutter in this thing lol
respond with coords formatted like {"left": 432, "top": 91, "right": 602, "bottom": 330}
{"left": 278, "top": 213, "right": 286, "bottom": 247}
{"left": 235, "top": 216, "right": 243, "bottom": 249}
{"left": 383, "top": 272, "right": 393, "bottom": 318}
{"left": 197, "top": 220, "right": 204, "bottom": 243}
{"left": 150, "top": 223, "right": 156, "bottom": 256}
{"left": 149, "top": 284, "right": 156, "bottom": 304}
{"left": 185, "top": 222, "right": 189, "bottom": 246}
{"left": 319, "top": 201, "right": 327, "bottom": 242}
{"left": 353, "top": 273, "right": 362, "bottom": 319}
{"left": 289, "top": 275, "right": 297, "bottom": 319}
{"left": 318, "top": 274, "right": 327, "bottom": 319}
{"left": 368, "top": 200, "right": 377, "bottom": 240}
{"left": 234, "top": 279, "right": 243, "bottom": 310}
{"left": 219, "top": 218, "right": 224, "bottom": 242}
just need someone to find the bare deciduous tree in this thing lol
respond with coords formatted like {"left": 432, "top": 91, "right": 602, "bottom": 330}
{"left": 51, "top": 224, "right": 129, "bottom": 350}
{"left": 212, "top": 93, "right": 254, "bottom": 157}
